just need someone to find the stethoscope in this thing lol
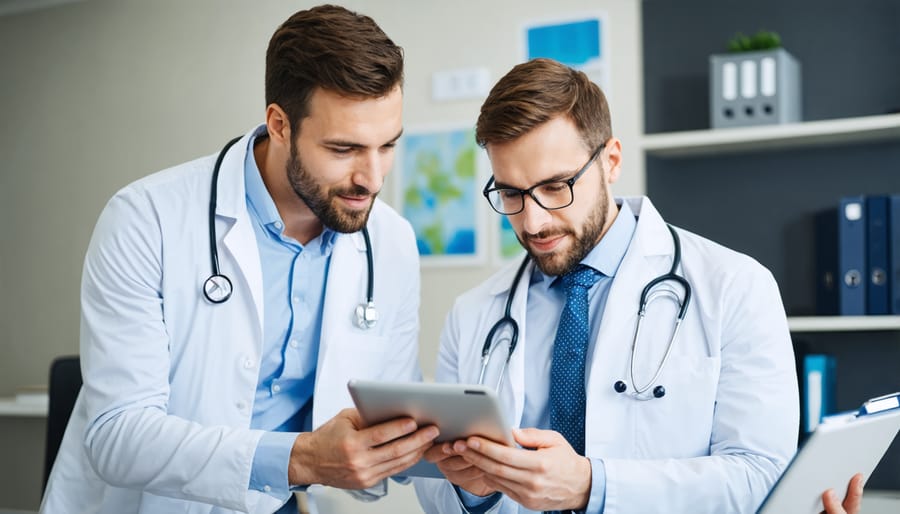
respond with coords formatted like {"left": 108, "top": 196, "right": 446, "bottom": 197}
{"left": 202, "top": 136, "right": 379, "bottom": 330}
{"left": 478, "top": 224, "right": 691, "bottom": 401}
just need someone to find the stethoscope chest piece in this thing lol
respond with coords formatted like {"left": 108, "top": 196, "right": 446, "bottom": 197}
{"left": 203, "top": 274, "right": 233, "bottom": 304}
{"left": 355, "top": 300, "right": 378, "bottom": 330}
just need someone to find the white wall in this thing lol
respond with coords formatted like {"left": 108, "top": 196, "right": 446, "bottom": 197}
{"left": 0, "top": 0, "right": 642, "bottom": 510}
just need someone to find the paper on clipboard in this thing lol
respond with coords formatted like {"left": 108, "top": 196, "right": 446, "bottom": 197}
{"left": 757, "top": 393, "right": 900, "bottom": 514}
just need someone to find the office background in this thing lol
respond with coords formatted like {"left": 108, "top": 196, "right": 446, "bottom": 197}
{"left": 1, "top": 0, "right": 898, "bottom": 512}
{"left": 0, "top": 0, "right": 642, "bottom": 510}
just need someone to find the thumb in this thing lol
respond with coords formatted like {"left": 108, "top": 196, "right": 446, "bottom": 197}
{"left": 513, "top": 427, "right": 565, "bottom": 449}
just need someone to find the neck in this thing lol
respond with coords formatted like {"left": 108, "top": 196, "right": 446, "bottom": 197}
{"left": 254, "top": 137, "right": 323, "bottom": 244}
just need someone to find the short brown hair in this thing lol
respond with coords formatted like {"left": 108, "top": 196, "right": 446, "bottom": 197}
{"left": 476, "top": 58, "right": 611, "bottom": 151}
{"left": 265, "top": 4, "right": 404, "bottom": 133}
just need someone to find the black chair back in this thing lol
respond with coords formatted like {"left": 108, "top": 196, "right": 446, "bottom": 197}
{"left": 43, "top": 355, "right": 82, "bottom": 492}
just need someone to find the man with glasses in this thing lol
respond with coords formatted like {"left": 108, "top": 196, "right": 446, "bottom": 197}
{"left": 413, "top": 58, "right": 861, "bottom": 514}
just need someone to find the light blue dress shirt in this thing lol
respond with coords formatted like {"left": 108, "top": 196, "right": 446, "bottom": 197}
{"left": 242, "top": 127, "right": 335, "bottom": 499}
{"left": 460, "top": 201, "right": 636, "bottom": 514}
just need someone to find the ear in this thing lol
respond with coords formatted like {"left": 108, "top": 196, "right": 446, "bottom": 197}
{"left": 265, "top": 103, "right": 291, "bottom": 149}
{"left": 604, "top": 137, "right": 623, "bottom": 185}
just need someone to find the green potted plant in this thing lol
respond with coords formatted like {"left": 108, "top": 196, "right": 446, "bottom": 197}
{"left": 710, "top": 29, "right": 801, "bottom": 129}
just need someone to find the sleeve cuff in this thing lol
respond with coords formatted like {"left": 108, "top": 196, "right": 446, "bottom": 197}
{"left": 249, "top": 431, "right": 299, "bottom": 499}
{"left": 584, "top": 457, "right": 607, "bottom": 514}
{"left": 455, "top": 485, "right": 502, "bottom": 514}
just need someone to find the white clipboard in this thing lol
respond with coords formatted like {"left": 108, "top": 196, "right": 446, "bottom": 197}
{"left": 757, "top": 392, "right": 900, "bottom": 514}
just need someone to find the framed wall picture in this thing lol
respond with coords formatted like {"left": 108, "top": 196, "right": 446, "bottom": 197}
{"left": 396, "top": 124, "right": 488, "bottom": 266}
{"left": 522, "top": 13, "right": 609, "bottom": 94}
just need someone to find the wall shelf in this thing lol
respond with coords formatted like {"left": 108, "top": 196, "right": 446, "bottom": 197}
{"left": 788, "top": 316, "right": 900, "bottom": 333}
{"left": 641, "top": 113, "right": 900, "bottom": 158}
{"left": 0, "top": 396, "right": 47, "bottom": 418}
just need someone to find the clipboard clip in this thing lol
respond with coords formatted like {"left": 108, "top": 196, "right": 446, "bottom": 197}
{"left": 859, "top": 392, "right": 900, "bottom": 416}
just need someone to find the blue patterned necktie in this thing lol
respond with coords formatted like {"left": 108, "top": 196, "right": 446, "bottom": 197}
{"left": 550, "top": 264, "right": 600, "bottom": 455}
{"left": 547, "top": 265, "right": 600, "bottom": 514}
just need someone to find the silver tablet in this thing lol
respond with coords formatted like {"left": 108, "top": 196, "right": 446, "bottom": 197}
{"left": 347, "top": 380, "right": 514, "bottom": 478}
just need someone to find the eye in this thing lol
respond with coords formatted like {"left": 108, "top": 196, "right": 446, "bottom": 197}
{"left": 498, "top": 189, "right": 520, "bottom": 200}
{"left": 330, "top": 147, "right": 353, "bottom": 155}
{"left": 540, "top": 182, "right": 569, "bottom": 193}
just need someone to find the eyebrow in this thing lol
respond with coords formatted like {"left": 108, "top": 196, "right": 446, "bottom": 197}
{"left": 493, "top": 170, "right": 574, "bottom": 190}
{"left": 322, "top": 128, "right": 404, "bottom": 149}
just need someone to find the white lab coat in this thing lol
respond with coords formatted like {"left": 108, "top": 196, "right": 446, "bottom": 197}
{"left": 41, "top": 127, "right": 422, "bottom": 514}
{"left": 415, "top": 197, "right": 798, "bottom": 514}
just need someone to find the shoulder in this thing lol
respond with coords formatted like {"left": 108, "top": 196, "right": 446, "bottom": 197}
{"left": 93, "top": 155, "right": 214, "bottom": 238}
{"left": 118, "top": 154, "right": 215, "bottom": 204}
{"left": 677, "top": 228, "right": 771, "bottom": 277}
{"left": 673, "top": 227, "right": 778, "bottom": 303}
{"left": 452, "top": 258, "right": 524, "bottom": 312}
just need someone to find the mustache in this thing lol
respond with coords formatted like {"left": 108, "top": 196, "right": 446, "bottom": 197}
{"left": 331, "top": 184, "right": 376, "bottom": 198}
{"left": 522, "top": 228, "right": 572, "bottom": 242}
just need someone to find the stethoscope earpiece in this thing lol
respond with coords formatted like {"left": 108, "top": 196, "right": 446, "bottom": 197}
{"left": 653, "top": 385, "right": 666, "bottom": 398}
{"left": 613, "top": 380, "right": 668, "bottom": 400}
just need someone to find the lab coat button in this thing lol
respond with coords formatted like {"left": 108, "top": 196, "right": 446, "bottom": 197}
{"left": 236, "top": 400, "right": 246, "bottom": 410}
{"left": 243, "top": 359, "right": 254, "bottom": 369}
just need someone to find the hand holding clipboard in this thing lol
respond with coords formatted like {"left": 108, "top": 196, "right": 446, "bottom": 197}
{"left": 758, "top": 392, "right": 900, "bottom": 514}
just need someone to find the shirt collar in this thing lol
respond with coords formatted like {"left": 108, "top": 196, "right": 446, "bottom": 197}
{"left": 532, "top": 199, "right": 637, "bottom": 289}
{"left": 243, "top": 124, "right": 336, "bottom": 253}
{"left": 244, "top": 125, "right": 281, "bottom": 227}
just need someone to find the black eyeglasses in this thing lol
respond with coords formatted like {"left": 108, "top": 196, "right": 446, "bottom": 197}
{"left": 482, "top": 142, "right": 606, "bottom": 216}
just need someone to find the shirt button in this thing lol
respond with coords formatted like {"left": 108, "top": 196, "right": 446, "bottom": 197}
{"left": 292, "top": 296, "right": 300, "bottom": 304}
{"left": 289, "top": 339, "right": 299, "bottom": 349}
{"left": 273, "top": 221, "right": 283, "bottom": 230}
{"left": 272, "top": 384, "right": 282, "bottom": 393}
{"left": 263, "top": 485, "right": 271, "bottom": 493}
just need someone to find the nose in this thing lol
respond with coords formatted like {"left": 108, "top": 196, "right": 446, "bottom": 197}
{"left": 519, "top": 194, "right": 551, "bottom": 235}
{"left": 352, "top": 150, "right": 388, "bottom": 194}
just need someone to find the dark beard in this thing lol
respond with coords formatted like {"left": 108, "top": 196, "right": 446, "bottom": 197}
{"left": 518, "top": 182, "right": 609, "bottom": 277}
{"left": 285, "top": 144, "right": 376, "bottom": 233}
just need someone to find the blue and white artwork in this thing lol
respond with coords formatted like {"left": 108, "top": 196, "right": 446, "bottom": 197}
{"left": 399, "top": 126, "right": 485, "bottom": 265}
{"left": 523, "top": 14, "right": 609, "bottom": 92}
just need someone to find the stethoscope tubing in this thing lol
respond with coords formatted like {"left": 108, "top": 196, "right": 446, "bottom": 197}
{"left": 478, "top": 255, "right": 531, "bottom": 389}
{"left": 203, "top": 136, "right": 376, "bottom": 325}
{"left": 478, "top": 223, "right": 691, "bottom": 401}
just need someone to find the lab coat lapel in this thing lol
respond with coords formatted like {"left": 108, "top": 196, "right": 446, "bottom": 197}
{"left": 585, "top": 198, "right": 674, "bottom": 448}
{"left": 217, "top": 130, "right": 265, "bottom": 332}
{"left": 320, "top": 231, "right": 368, "bottom": 343}
{"left": 486, "top": 257, "right": 534, "bottom": 428}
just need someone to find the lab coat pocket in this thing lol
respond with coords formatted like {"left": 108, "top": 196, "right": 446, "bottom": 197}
{"left": 631, "top": 354, "right": 721, "bottom": 458}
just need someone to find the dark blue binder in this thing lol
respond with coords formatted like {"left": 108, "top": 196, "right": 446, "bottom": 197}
{"left": 891, "top": 196, "right": 900, "bottom": 314}
{"left": 866, "top": 196, "right": 890, "bottom": 314}
{"left": 814, "top": 208, "right": 839, "bottom": 315}
{"left": 838, "top": 196, "right": 867, "bottom": 315}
